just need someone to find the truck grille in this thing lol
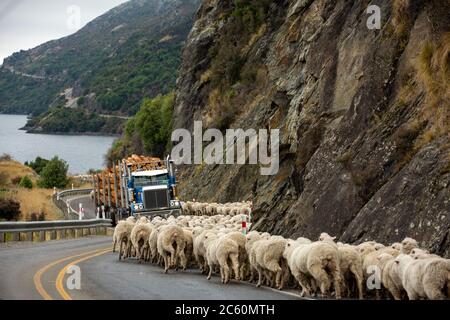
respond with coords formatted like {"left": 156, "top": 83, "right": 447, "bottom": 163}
{"left": 143, "top": 189, "right": 169, "bottom": 210}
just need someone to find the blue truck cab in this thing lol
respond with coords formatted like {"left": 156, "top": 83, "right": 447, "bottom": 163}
{"left": 125, "top": 156, "right": 181, "bottom": 217}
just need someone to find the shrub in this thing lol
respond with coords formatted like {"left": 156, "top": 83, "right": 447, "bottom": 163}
{"left": 0, "top": 153, "right": 12, "bottom": 161}
{"left": 11, "top": 176, "right": 22, "bottom": 185}
{"left": 0, "top": 198, "right": 21, "bottom": 221}
{"left": 38, "top": 156, "right": 69, "bottom": 189}
{"left": 19, "top": 176, "right": 33, "bottom": 189}
{"left": 26, "top": 156, "right": 49, "bottom": 175}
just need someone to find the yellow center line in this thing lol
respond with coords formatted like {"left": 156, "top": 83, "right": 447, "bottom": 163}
{"left": 56, "top": 248, "right": 112, "bottom": 300}
{"left": 33, "top": 247, "right": 110, "bottom": 300}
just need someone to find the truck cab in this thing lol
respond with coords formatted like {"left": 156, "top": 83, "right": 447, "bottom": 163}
{"left": 126, "top": 158, "right": 181, "bottom": 217}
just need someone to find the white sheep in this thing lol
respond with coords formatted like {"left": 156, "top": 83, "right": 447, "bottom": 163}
{"left": 157, "top": 225, "right": 187, "bottom": 273}
{"left": 283, "top": 241, "right": 342, "bottom": 298}
{"left": 400, "top": 237, "right": 418, "bottom": 254}
{"left": 396, "top": 254, "right": 450, "bottom": 300}
{"left": 203, "top": 232, "right": 240, "bottom": 284}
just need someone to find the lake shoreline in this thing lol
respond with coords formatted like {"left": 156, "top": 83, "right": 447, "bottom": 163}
{"left": 19, "top": 126, "right": 121, "bottom": 138}
{"left": 0, "top": 114, "right": 115, "bottom": 174}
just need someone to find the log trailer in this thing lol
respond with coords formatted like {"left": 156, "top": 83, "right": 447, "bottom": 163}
{"left": 91, "top": 154, "right": 181, "bottom": 221}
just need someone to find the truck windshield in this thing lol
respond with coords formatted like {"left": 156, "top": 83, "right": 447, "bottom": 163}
{"left": 134, "top": 174, "right": 168, "bottom": 188}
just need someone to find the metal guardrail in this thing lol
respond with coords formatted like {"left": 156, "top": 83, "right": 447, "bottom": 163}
{"left": 0, "top": 219, "right": 112, "bottom": 233}
{"left": 58, "top": 188, "right": 93, "bottom": 199}
{"left": 0, "top": 219, "right": 112, "bottom": 243}
{"left": 53, "top": 188, "right": 93, "bottom": 220}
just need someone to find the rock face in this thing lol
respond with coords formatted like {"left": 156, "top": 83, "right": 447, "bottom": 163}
{"left": 174, "top": 0, "right": 450, "bottom": 257}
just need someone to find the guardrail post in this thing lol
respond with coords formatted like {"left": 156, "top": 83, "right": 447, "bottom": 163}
{"left": 0, "top": 232, "right": 4, "bottom": 243}
{"left": 102, "top": 205, "right": 105, "bottom": 220}
{"left": 107, "top": 173, "right": 112, "bottom": 208}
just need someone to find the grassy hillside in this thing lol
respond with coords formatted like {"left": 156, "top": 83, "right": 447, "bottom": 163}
{"left": 0, "top": 159, "right": 63, "bottom": 221}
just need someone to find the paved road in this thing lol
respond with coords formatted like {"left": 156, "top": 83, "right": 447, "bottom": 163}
{"left": 66, "top": 195, "right": 97, "bottom": 219}
{"left": 0, "top": 236, "right": 300, "bottom": 300}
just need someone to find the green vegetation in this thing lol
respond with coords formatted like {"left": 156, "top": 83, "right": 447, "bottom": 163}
{"left": 19, "top": 176, "right": 33, "bottom": 189}
{"left": 25, "top": 156, "right": 49, "bottom": 175}
{"left": 25, "top": 107, "right": 125, "bottom": 135}
{"left": 38, "top": 156, "right": 69, "bottom": 189}
{"left": 205, "top": 0, "right": 271, "bottom": 129}
{"left": 106, "top": 92, "right": 174, "bottom": 166}
{"left": 0, "top": 0, "right": 198, "bottom": 132}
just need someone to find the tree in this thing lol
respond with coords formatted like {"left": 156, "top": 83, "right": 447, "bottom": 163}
{"left": 19, "top": 176, "right": 33, "bottom": 189}
{"left": 26, "top": 156, "right": 49, "bottom": 175}
{"left": 38, "top": 156, "right": 69, "bottom": 188}
{"left": 0, "top": 198, "right": 21, "bottom": 221}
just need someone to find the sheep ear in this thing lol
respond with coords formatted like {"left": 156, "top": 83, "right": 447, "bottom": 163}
{"left": 332, "top": 236, "right": 336, "bottom": 240}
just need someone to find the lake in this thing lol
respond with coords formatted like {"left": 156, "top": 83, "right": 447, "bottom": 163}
{"left": 0, "top": 114, "right": 116, "bottom": 174}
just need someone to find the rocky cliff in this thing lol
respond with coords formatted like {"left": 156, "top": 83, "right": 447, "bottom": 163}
{"left": 174, "top": 0, "right": 450, "bottom": 257}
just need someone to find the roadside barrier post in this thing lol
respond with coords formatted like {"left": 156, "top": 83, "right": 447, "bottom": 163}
{"left": 96, "top": 207, "right": 100, "bottom": 219}
{"left": 79, "top": 203, "right": 83, "bottom": 220}
{"left": 101, "top": 205, "right": 105, "bottom": 219}
{"left": 241, "top": 214, "right": 247, "bottom": 235}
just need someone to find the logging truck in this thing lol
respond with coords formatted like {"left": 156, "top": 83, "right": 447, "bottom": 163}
{"left": 91, "top": 154, "right": 181, "bottom": 220}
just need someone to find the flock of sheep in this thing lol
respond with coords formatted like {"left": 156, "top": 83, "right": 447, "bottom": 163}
{"left": 111, "top": 202, "right": 449, "bottom": 300}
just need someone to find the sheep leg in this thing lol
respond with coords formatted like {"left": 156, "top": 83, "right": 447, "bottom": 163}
{"left": 348, "top": 265, "right": 364, "bottom": 299}
{"left": 309, "top": 264, "right": 331, "bottom": 298}
{"left": 229, "top": 253, "right": 240, "bottom": 282}
{"left": 207, "top": 263, "right": 213, "bottom": 280}
{"left": 163, "top": 254, "right": 169, "bottom": 273}
{"left": 424, "top": 287, "right": 446, "bottom": 300}
{"left": 389, "top": 286, "right": 403, "bottom": 300}
{"left": 119, "top": 239, "right": 124, "bottom": 260}
{"left": 256, "top": 267, "right": 264, "bottom": 287}
{"left": 294, "top": 272, "right": 311, "bottom": 297}
{"left": 332, "top": 268, "right": 342, "bottom": 299}
{"left": 112, "top": 238, "right": 116, "bottom": 253}
{"left": 169, "top": 248, "right": 176, "bottom": 268}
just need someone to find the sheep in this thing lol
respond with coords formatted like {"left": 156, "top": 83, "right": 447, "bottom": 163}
{"left": 222, "top": 231, "right": 248, "bottom": 280}
{"left": 183, "top": 228, "right": 195, "bottom": 267}
{"left": 203, "top": 232, "right": 240, "bottom": 284}
{"left": 396, "top": 254, "right": 450, "bottom": 300}
{"left": 400, "top": 237, "right": 418, "bottom": 254}
{"left": 284, "top": 240, "right": 342, "bottom": 298}
{"left": 409, "top": 248, "right": 441, "bottom": 260}
{"left": 113, "top": 218, "right": 136, "bottom": 260}
{"left": 130, "top": 217, "right": 152, "bottom": 261}
{"left": 193, "top": 229, "right": 209, "bottom": 273}
{"left": 319, "top": 233, "right": 363, "bottom": 299}
{"left": 378, "top": 253, "right": 405, "bottom": 300}
{"left": 157, "top": 225, "right": 187, "bottom": 273}
{"left": 253, "top": 237, "right": 288, "bottom": 290}
{"left": 390, "top": 242, "right": 402, "bottom": 251}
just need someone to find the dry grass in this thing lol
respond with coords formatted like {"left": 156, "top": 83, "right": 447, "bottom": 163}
{"left": 13, "top": 188, "right": 63, "bottom": 221}
{"left": 0, "top": 160, "right": 63, "bottom": 221}
{"left": 390, "top": 0, "right": 411, "bottom": 39}
{"left": 414, "top": 32, "right": 450, "bottom": 149}
{"left": 0, "top": 160, "right": 38, "bottom": 186}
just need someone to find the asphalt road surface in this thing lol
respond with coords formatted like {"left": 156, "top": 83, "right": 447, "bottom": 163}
{"left": 0, "top": 236, "right": 301, "bottom": 300}
{"left": 66, "top": 195, "right": 97, "bottom": 219}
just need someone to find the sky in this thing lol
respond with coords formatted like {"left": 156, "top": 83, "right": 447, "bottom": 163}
{"left": 0, "top": 0, "right": 129, "bottom": 64}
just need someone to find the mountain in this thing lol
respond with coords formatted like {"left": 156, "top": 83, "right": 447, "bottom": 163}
{"left": 174, "top": 0, "right": 450, "bottom": 256}
{"left": 0, "top": 0, "right": 200, "bottom": 134}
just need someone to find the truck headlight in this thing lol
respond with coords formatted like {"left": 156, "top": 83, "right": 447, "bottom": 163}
{"left": 134, "top": 204, "right": 139, "bottom": 210}
{"left": 170, "top": 200, "right": 180, "bottom": 207}
{"left": 139, "top": 204, "right": 143, "bottom": 210}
